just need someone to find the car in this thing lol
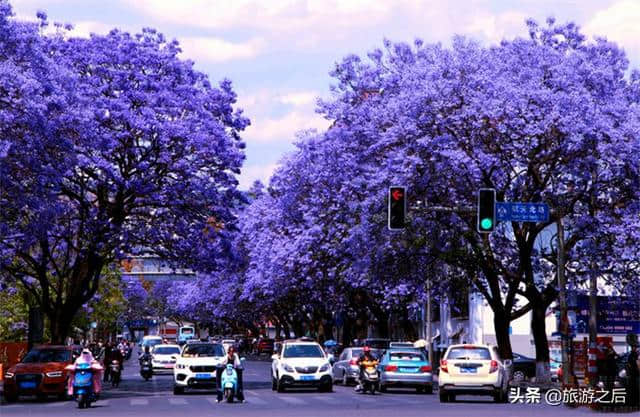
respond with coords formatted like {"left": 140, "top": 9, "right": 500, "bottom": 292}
{"left": 332, "top": 347, "right": 364, "bottom": 385}
{"left": 438, "top": 344, "right": 509, "bottom": 403}
{"left": 511, "top": 353, "right": 536, "bottom": 383}
{"left": 3, "top": 345, "right": 76, "bottom": 402}
{"left": 379, "top": 349, "right": 433, "bottom": 393}
{"left": 271, "top": 340, "right": 333, "bottom": 392}
{"left": 151, "top": 344, "right": 181, "bottom": 373}
{"left": 256, "top": 338, "right": 275, "bottom": 355}
{"left": 173, "top": 342, "right": 226, "bottom": 394}
{"left": 139, "top": 335, "right": 163, "bottom": 353}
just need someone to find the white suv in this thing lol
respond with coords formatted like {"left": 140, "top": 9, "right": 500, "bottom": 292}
{"left": 438, "top": 344, "right": 509, "bottom": 403}
{"left": 271, "top": 340, "right": 333, "bottom": 392}
{"left": 173, "top": 342, "right": 225, "bottom": 394}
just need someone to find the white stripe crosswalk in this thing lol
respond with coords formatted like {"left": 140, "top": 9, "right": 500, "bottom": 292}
{"left": 130, "top": 398, "right": 149, "bottom": 406}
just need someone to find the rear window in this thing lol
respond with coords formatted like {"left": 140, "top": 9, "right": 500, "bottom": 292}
{"left": 153, "top": 346, "right": 180, "bottom": 355}
{"left": 390, "top": 352, "right": 425, "bottom": 361}
{"left": 22, "top": 349, "right": 71, "bottom": 363}
{"left": 447, "top": 347, "right": 491, "bottom": 360}
{"left": 181, "top": 328, "right": 194, "bottom": 335}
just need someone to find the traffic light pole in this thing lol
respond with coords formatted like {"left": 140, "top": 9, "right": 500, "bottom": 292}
{"left": 557, "top": 218, "right": 571, "bottom": 386}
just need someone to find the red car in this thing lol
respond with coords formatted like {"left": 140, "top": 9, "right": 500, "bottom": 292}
{"left": 3, "top": 345, "right": 78, "bottom": 402}
{"left": 256, "top": 338, "right": 275, "bottom": 355}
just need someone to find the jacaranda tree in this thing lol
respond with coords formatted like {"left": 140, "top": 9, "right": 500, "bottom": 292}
{"left": 0, "top": 3, "right": 248, "bottom": 342}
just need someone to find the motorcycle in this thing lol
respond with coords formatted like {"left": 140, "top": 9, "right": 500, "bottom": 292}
{"left": 68, "top": 362, "right": 101, "bottom": 409}
{"left": 140, "top": 357, "right": 153, "bottom": 381}
{"left": 359, "top": 360, "right": 380, "bottom": 395}
{"left": 220, "top": 364, "right": 241, "bottom": 403}
{"left": 110, "top": 360, "right": 122, "bottom": 388}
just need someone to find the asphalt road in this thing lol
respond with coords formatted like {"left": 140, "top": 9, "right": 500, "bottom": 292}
{"left": 1, "top": 352, "right": 600, "bottom": 417}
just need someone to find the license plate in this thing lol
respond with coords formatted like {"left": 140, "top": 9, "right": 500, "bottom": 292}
{"left": 460, "top": 367, "right": 477, "bottom": 373}
{"left": 19, "top": 381, "right": 37, "bottom": 389}
{"left": 400, "top": 367, "right": 418, "bottom": 373}
{"left": 300, "top": 375, "right": 315, "bottom": 381}
{"left": 196, "top": 373, "right": 211, "bottom": 379}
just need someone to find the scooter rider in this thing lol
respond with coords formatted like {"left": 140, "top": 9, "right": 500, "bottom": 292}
{"left": 139, "top": 345, "right": 152, "bottom": 363}
{"left": 216, "top": 346, "right": 244, "bottom": 403}
{"left": 355, "top": 346, "right": 377, "bottom": 392}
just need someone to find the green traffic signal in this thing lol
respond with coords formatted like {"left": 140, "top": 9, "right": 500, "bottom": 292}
{"left": 481, "top": 218, "right": 493, "bottom": 230}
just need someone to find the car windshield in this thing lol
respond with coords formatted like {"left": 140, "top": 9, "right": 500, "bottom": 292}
{"left": 181, "top": 328, "right": 194, "bottom": 334}
{"left": 283, "top": 344, "right": 324, "bottom": 358}
{"left": 153, "top": 346, "right": 180, "bottom": 355}
{"left": 22, "top": 349, "right": 71, "bottom": 363}
{"left": 390, "top": 352, "right": 425, "bottom": 361}
{"left": 447, "top": 347, "right": 491, "bottom": 360}
{"left": 182, "top": 344, "right": 224, "bottom": 357}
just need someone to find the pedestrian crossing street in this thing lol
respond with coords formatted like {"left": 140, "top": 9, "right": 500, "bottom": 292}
{"left": 4, "top": 388, "right": 430, "bottom": 410}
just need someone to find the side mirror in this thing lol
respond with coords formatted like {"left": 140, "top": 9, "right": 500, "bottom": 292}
{"left": 271, "top": 354, "right": 279, "bottom": 361}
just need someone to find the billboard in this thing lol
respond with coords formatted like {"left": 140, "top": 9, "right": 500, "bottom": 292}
{"left": 574, "top": 295, "right": 640, "bottom": 334}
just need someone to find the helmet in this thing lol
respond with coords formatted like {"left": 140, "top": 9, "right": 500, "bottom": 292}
{"left": 363, "top": 346, "right": 371, "bottom": 353}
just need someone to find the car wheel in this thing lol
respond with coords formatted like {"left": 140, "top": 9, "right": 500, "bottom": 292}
{"left": 173, "top": 385, "right": 184, "bottom": 395}
{"left": 512, "top": 370, "right": 526, "bottom": 383}
{"left": 4, "top": 392, "right": 18, "bottom": 403}
{"left": 342, "top": 372, "right": 349, "bottom": 386}
{"left": 439, "top": 392, "right": 448, "bottom": 403}
{"left": 272, "top": 374, "right": 278, "bottom": 391}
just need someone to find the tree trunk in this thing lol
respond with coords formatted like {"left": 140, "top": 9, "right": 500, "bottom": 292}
{"left": 28, "top": 306, "right": 44, "bottom": 350}
{"left": 531, "top": 302, "right": 551, "bottom": 383}
{"left": 493, "top": 310, "right": 513, "bottom": 360}
{"left": 48, "top": 305, "right": 79, "bottom": 344}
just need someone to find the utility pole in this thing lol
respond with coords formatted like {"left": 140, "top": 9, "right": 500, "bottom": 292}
{"left": 426, "top": 278, "right": 433, "bottom": 367}
{"left": 557, "top": 218, "right": 570, "bottom": 386}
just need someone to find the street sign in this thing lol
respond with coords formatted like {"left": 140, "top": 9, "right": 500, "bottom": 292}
{"left": 495, "top": 202, "right": 549, "bottom": 222}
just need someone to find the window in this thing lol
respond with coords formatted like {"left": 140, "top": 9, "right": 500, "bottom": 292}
{"left": 446, "top": 347, "right": 491, "bottom": 360}
{"left": 22, "top": 349, "right": 71, "bottom": 363}
{"left": 283, "top": 344, "right": 324, "bottom": 358}
{"left": 153, "top": 346, "right": 180, "bottom": 355}
{"left": 389, "top": 352, "right": 425, "bottom": 362}
{"left": 182, "top": 344, "right": 224, "bottom": 358}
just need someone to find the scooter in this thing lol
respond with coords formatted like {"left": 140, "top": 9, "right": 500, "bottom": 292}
{"left": 71, "top": 363, "right": 99, "bottom": 408}
{"left": 220, "top": 364, "right": 241, "bottom": 403}
{"left": 359, "top": 360, "right": 380, "bottom": 395}
{"left": 140, "top": 358, "right": 153, "bottom": 381}
{"left": 110, "top": 360, "right": 122, "bottom": 387}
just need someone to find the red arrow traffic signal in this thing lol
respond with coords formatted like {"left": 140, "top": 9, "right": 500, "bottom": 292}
{"left": 391, "top": 189, "right": 404, "bottom": 201}
{"left": 388, "top": 186, "right": 406, "bottom": 230}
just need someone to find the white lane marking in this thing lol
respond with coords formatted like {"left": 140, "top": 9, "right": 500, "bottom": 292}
{"left": 130, "top": 398, "right": 149, "bottom": 405}
{"left": 95, "top": 399, "right": 110, "bottom": 407}
{"left": 168, "top": 397, "right": 188, "bottom": 405}
{"left": 354, "top": 395, "right": 377, "bottom": 402}
{"left": 206, "top": 398, "right": 218, "bottom": 405}
{"left": 311, "top": 395, "right": 333, "bottom": 403}
{"left": 246, "top": 396, "right": 268, "bottom": 405}
{"left": 245, "top": 390, "right": 259, "bottom": 396}
{"left": 277, "top": 395, "right": 307, "bottom": 405}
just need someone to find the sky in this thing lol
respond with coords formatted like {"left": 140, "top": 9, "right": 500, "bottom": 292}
{"left": 10, "top": 0, "right": 640, "bottom": 189}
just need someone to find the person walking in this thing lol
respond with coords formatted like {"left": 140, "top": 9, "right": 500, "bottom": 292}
{"left": 103, "top": 342, "right": 112, "bottom": 382}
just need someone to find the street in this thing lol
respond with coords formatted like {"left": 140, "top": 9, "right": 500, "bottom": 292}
{"left": 1, "top": 353, "right": 597, "bottom": 417}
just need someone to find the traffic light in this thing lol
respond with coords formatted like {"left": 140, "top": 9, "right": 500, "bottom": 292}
{"left": 388, "top": 186, "right": 406, "bottom": 230}
{"left": 477, "top": 188, "right": 496, "bottom": 233}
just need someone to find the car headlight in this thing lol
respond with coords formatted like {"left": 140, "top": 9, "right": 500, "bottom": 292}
{"left": 46, "top": 371, "right": 63, "bottom": 378}
{"left": 282, "top": 363, "right": 295, "bottom": 373}
{"left": 4, "top": 372, "right": 14, "bottom": 379}
{"left": 319, "top": 363, "right": 330, "bottom": 372}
